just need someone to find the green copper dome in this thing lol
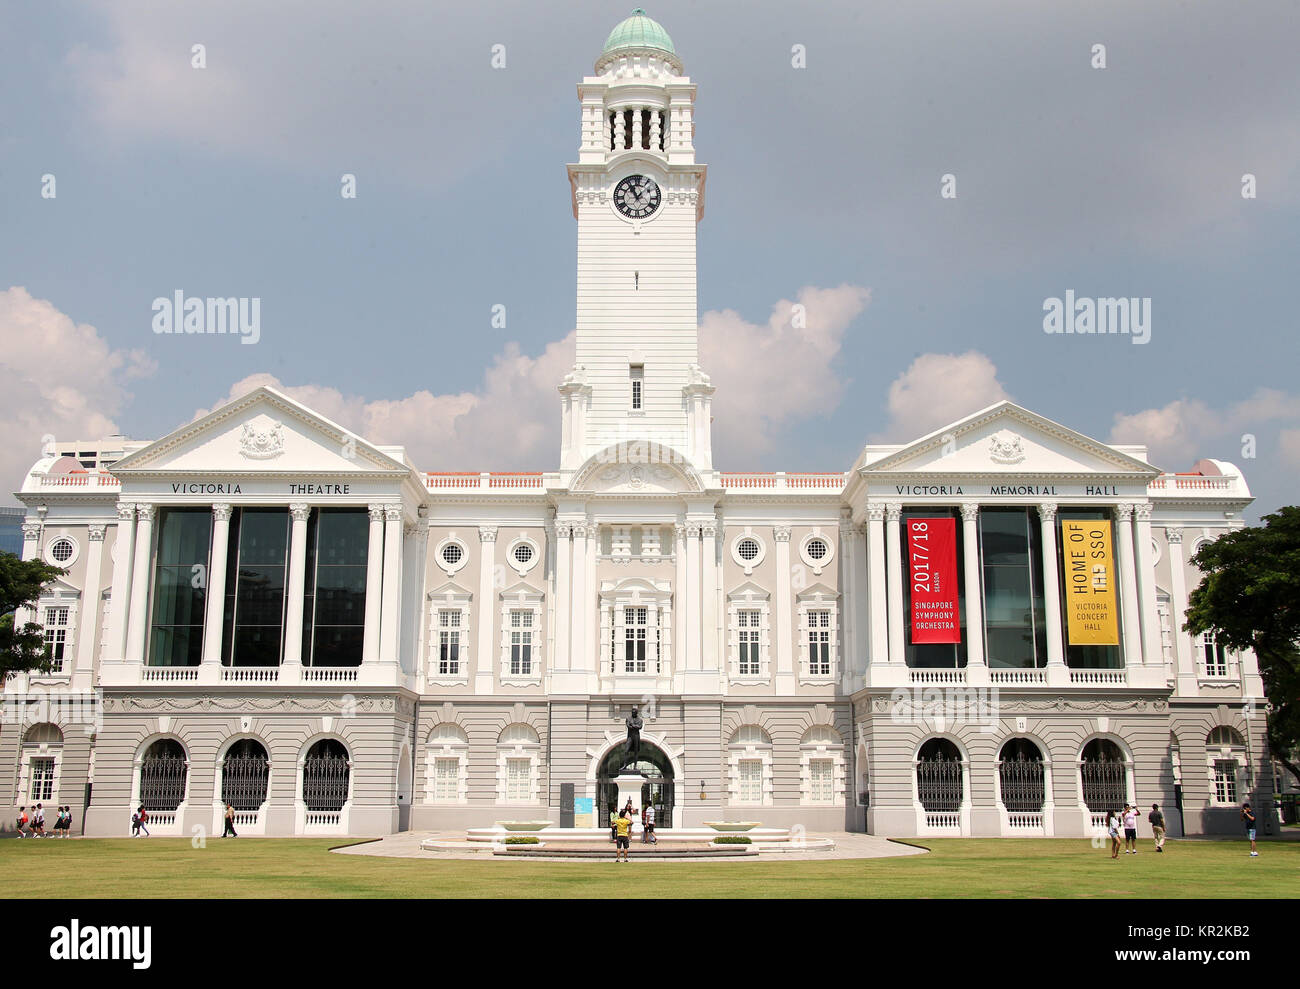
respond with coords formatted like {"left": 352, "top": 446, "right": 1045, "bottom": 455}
{"left": 602, "top": 8, "right": 676, "bottom": 57}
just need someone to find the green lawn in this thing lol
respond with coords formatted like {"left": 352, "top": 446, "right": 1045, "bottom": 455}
{"left": 1, "top": 837, "right": 1295, "bottom": 898}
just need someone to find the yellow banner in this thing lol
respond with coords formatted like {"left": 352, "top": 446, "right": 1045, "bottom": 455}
{"left": 1060, "top": 520, "right": 1120, "bottom": 646}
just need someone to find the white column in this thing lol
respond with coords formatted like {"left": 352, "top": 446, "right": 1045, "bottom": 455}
{"left": 884, "top": 504, "right": 905, "bottom": 666}
{"left": 1165, "top": 526, "right": 1197, "bottom": 690}
{"left": 701, "top": 519, "right": 720, "bottom": 673}
{"left": 852, "top": 521, "right": 870, "bottom": 677}
{"left": 201, "top": 504, "right": 232, "bottom": 668}
{"left": 960, "top": 504, "right": 985, "bottom": 668}
{"left": 379, "top": 507, "right": 405, "bottom": 667}
{"left": 1132, "top": 504, "right": 1162, "bottom": 667}
{"left": 632, "top": 105, "right": 643, "bottom": 148}
{"left": 1038, "top": 502, "right": 1066, "bottom": 677}
{"left": 362, "top": 505, "right": 385, "bottom": 664}
{"left": 124, "top": 505, "right": 155, "bottom": 663}
{"left": 474, "top": 525, "right": 497, "bottom": 691}
{"left": 553, "top": 522, "right": 572, "bottom": 672}
{"left": 839, "top": 515, "right": 858, "bottom": 689}
{"left": 1114, "top": 503, "right": 1144, "bottom": 668}
{"left": 585, "top": 517, "right": 597, "bottom": 680}
{"left": 76, "top": 524, "right": 107, "bottom": 674}
{"left": 105, "top": 503, "right": 136, "bottom": 663}
{"left": 774, "top": 523, "right": 794, "bottom": 692}
{"left": 684, "top": 522, "right": 701, "bottom": 671}
{"left": 866, "top": 505, "right": 888, "bottom": 665}
{"left": 282, "top": 503, "right": 310, "bottom": 669}
{"left": 674, "top": 522, "right": 687, "bottom": 688}
{"left": 568, "top": 521, "right": 588, "bottom": 673}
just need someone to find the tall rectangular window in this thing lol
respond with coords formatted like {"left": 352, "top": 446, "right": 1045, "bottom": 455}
{"left": 624, "top": 606, "right": 647, "bottom": 672}
{"left": 630, "top": 364, "right": 644, "bottom": 410}
{"left": 510, "top": 610, "right": 533, "bottom": 675}
{"left": 29, "top": 758, "right": 55, "bottom": 801}
{"left": 808, "top": 609, "right": 832, "bottom": 676}
{"left": 434, "top": 758, "right": 459, "bottom": 801}
{"left": 738, "top": 610, "right": 761, "bottom": 675}
{"left": 1213, "top": 760, "right": 1238, "bottom": 803}
{"left": 738, "top": 759, "right": 763, "bottom": 803}
{"left": 979, "top": 508, "right": 1048, "bottom": 669}
{"left": 506, "top": 758, "right": 531, "bottom": 802}
{"left": 809, "top": 759, "right": 834, "bottom": 803}
{"left": 148, "top": 507, "right": 212, "bottom": 667}
{"left": 1202, "top": 632, "right": 1228, "bottom": 677}
{"left": 222, "top": 508, "right": 289, "bottom": 667}
{"left": 306, "top": 508, "right": 368, "bottom": 667}
{"left": 43, "top": 607, "right": 70, "bottom": 672}
{"left": 438, "top": 610, "right": 462, "bottom": 675}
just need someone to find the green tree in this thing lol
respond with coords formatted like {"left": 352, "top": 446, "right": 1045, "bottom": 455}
{"left": 1184, "top": 506, "right": 1300, "bottom": 786}
{"left": 0, "top": 551, "right": 69, "bottom": 679}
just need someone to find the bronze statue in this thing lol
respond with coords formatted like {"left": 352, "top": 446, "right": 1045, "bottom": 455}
{"left": 621, "top": 707, "right": 644, "bottom": 772}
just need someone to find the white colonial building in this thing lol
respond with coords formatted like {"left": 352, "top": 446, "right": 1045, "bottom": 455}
{"left": 1, "top": 10, "right": 1276, "bottom": 839}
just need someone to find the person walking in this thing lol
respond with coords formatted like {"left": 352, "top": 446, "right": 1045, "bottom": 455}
{"left": 1107, "top": 808, "right": 1122, "bottom": 859}
{"left": 130, "top": 808, "right": 140, "bottom": 837}
{"left": 1122, "top": 803, "right": 1139, "bottom": 854}
{"left": 16, "top": 806, "right": 29, "bottom": 838}
{"left": 51, "top": 806, "right": 64, "bottom": 837}
{"left": 32, "top": 803, "right": 46, "bottom": 838}
{"left": 613, "top": 808, "right": 632, "bottom": 863}
{"left": 62, "top": 806, "right": 73, "bottom": 838}
{"left": 1148, "top": 803, "right": 1166, "bottom": 853}
{"left": 222, "top": 803, "right": 238, "bottom": 838}
{"left": 641, "top": 801, "right": 657, "bottom": 845}
{"left": 136, "top": 805, "right": 150, "bottom": 837}
{"left": 1242, "top": 802, "right": 1258, "bottom": 857}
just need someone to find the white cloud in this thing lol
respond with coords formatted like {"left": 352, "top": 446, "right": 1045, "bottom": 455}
{"left": 700, "top": 285, "right": 870, "bottom": 461}
{"left": 0, "top": 287, "right": 156, "bottom": 496}
{"left": 876, "top": 351, "right": 1011, "bottom": 440}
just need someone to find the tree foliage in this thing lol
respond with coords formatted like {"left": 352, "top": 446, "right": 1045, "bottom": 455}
{"left": 1185, "top": 506, "right": 1300, "bottom": 785}
{"left": 0, "top": 551, "right": 69, "bottom": 679}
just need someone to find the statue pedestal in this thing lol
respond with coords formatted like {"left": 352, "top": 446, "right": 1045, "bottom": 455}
{"left": 612, "top": 773, "right": 646, "bottom": 834}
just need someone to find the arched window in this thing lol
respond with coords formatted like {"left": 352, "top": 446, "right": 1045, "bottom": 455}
{"left": 140, "top": 739, "right": 188, "bottom": 812}
{"left": 427, "top": 723, "right": 469, "bottom": 804}
{"left": 916, "top": 738, "right": 964, "bottom": 824}
{"left": 302, "top": 739, "right": 350, "bottom": 812}
{"left": 221, "top": 739, "right": 270, "bottom": 811}
{"left": 1206, "top": 726, "right": 1247, "bottom": 804}
{"left": 998, "top": 738, "right": 1046, "bottom": 819}
{"left": 800, "top": 725, "right": 844, "bottom": 805}
{"left": 728, "top": 725, "right": 772, "bottom": 806}
{"left": 1080, "top": 738, "right": 1128, "bottom": 817}
{"left": 497, "top": 724, "right": 540, "bottom": 805}
{"left": 22, "top": 723, "right": 64, "bottom": 803}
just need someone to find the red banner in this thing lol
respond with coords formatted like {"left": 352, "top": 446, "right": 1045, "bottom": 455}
{"left": 907, "top": 517, "right": 961, "bottom": 643}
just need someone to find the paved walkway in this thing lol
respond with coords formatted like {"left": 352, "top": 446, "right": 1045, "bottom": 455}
{"left": 331, "top": 830, "right": 928, "bottom": 862}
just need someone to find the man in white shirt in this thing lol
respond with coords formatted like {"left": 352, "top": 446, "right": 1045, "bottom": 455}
{"left": 1122, "top": 803, "right": 1140, "bottom": 854}
{"left": 641, "top": 802, "right": 657, "bottom": 844}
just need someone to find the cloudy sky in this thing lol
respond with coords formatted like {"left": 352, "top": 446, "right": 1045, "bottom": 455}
{"left": 3, "top": 0, "right": 1298, "bottom": 517}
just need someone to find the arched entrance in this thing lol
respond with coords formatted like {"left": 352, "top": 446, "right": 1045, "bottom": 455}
{"left": 596, "top": 739, "right": 675, "bottom": 830}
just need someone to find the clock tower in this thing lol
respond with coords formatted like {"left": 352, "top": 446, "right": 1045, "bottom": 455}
{"left": 561, "top": 9, "right": 713, "bottom": 473}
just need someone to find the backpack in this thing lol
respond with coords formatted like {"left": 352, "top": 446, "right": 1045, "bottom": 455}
{"left": 132, "top": 813, "right": 140, "bottom": 826}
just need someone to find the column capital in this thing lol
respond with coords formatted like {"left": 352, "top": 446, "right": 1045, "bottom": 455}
{"left": 212, "top": 503, "right": 233, "bottom": 522}
{"left": 478, "top": 525, "right": 498, "bottom": 543}
{"left": 555, "top": 522, "right": 573, "bottom": 538}
{"left": 135, "top": 504, "right": 156, "bottom": 522}
{"left": 115, "top": 502, "right": 137, "bottom": 522}
{"left": 884, "top": 503, "right": 902, "bottom": 523}
{"left": 289, "top": 503, "right": 311, "bottom": 522}
{"left": 1133, "top": 503, "right": 1153, "bottom": 522}
{"left": 383, "top": 505, "right": 403, "bottom": 523}
{"left": 685, "top": 521, "right": 702, "bottom": 538}
{"left": 1165, "top": 526, "right": 1183, "bottom": 544}
{"left": 773, "top": 523, "right": 792, "bottom": 542}
{"left": 701, "top": 519, "right": 719, "bottom": 539}
{"left": 1037, "top": 501, "right": 1057, "bottom": 522}
{"left": 839, "top": 519, "right": 856, "bottom": 538}
{"left": 866, "top": 504, "right": 886, "bottom": 523}
{"left": 21, "top": 522, "right": 41, "bottom": 541}
{"left": 960, "top": 502, "right": 980, "bottom": 523}
{"left": 88, "top": 524, "right": 107, "bottom": 541}
{"left": 368, "top": 503, "right": 386, "bottom": 522}
{"left": 1115, "top": 502, "right": 1134, "bottom": 521}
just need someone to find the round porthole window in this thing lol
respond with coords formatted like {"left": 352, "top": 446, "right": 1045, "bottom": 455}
{"left": 806, "top": 538, "right": 828, "bottom": 561}
{"left": 513, "top": 543, "right": 533, "bottom": 565}
{"left": 437, "top": 537, "right": 469, "bottom": 575}
{"left": 507, "top": 536, "right": 540, "bottom": 575}
{"left": 737, "top": 538, "right": 760, "bottom": 561}
{"left": 799, "top": 532, "right": 835, "bottom": 573}
{"left": 442, "top": 544, "right": 463, "bottom": 565}
{"left": 730, "top": 533, "right": 767, "bottom": 574}
{"left": 45, "top": 537, "right": 78, "bottom": 566}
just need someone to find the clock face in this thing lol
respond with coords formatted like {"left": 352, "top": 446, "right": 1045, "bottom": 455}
{"left": 613, "top": 175, "right": 661, "bottom": 219}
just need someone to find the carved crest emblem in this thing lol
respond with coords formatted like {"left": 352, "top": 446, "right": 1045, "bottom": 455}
{"left": 239, "top": 420, "right": 285, "bottom": 460}
{"left": 988, "top": 432, "right": 1026, "bottom": 465}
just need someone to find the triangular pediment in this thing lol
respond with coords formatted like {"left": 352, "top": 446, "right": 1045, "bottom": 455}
{"left": 499, "top": 580, "right": 545, "bottom": 603}
{"left": 796, "top": 581, "right": 838, "bottom": 603}
{"left": 427, "top": 580, "right": 473, "bottom": 603}
{"left": 110, "top": 386, "right": 409, "bottom": 476}
{"left": 727, "top": 579, "right": 771, "bottom": 603}
{"left": 862, "top": 402, "right": 1158, "bottom": 477}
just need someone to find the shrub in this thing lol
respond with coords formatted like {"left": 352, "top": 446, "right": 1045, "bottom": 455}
{"left": 504, "top": 836, "right": 540, "bottom": 845}
{"left": 713, "top": 835, "right": 752, "bottom": 845}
